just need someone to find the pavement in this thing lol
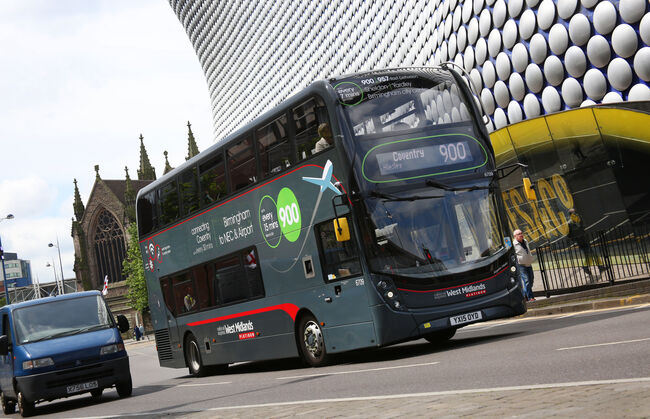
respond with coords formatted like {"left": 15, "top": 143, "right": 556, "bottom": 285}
{"left": 125, "top": 278, "right": 650, "bottom": 418}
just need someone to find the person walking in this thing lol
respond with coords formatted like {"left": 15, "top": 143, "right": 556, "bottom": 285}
{"left": 513, "top": 229, "right": 536, "bottom": 302}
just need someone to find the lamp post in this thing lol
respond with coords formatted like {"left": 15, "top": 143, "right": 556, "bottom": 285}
{"left": 46, "top": 261, "right": 58, "bottom": 295}
{"left": 48, "top": 238, "right": 65, "bottom": 295}
{"left": 1, "top": 214, "right": 15, "bottom": 303}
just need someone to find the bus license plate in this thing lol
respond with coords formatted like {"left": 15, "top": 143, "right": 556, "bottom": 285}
{"left": 449, "top": 311, "right": 482, "bottom": 326}
{"left": 66, "top": 380, "right": 98, "bottom": 394}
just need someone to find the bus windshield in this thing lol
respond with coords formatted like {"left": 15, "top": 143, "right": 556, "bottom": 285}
{"left": 362, "top": 187, "right": 504, "bottom": 278}
{"left": 13, "top": 295, "right": 113, "bottom": 345}
{"left": 333, "top": 69, "right": 503, "bottom": 279}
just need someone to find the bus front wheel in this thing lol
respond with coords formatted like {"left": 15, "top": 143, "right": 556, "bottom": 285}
{"left": 424, "top": 328, "right": 457, "bottom": 344}
{"left": 185, "top": 334, "right": 207, "bottom": 377}
{"left": 297, "top": 314, "right": 329, "bottom": 367}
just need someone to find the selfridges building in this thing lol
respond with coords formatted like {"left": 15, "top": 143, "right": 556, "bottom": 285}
{"left": 170, "top": 0, "right": 650, "bottom": 246}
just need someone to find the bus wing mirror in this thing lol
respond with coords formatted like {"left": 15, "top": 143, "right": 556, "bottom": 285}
{"left": 334, "top": 217, "right": 351, "bottom": 242}
{"left": 522, "top": 177, "right": 537, "bottom": 201}
{"left": 0, "top": 335, "right": 9, "bottom": 356}
{"left": 116, "top": 315, "right": 130, "bottom": 334}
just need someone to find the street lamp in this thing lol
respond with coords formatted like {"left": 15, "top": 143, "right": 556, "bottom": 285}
{"left": 1, "top": 214, "right": 15, "bottom": 303}
{"left": 48, "top": 238, "right": 65, "bottom": 295}
{"left": 46, "top": 261, "right": 58, "bottom": 294}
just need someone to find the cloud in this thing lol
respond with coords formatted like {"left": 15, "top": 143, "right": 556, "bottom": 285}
{"left": 0, "top": 177, "right": 57, "bottom": 218}
{"left": 0, "top": 1, "right": 214, "bottom": 292}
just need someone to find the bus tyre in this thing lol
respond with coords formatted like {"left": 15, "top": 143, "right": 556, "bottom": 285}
{"left": 1, "top": 391, "right": 15, "bottom": 414}
{"left": 116, "top": 375, "right": 133, "bottom": 398}
{"left": 185, "top": 334, "right": 207, "bottom": 377}
{"left": 17, "top": 391, "right": 34, "bottom": 417}
{"left": 424, "top": 328, "right": 457, "bottom": 344}
{"left": 297, "top": 315, "right": 329, "bottom": 367}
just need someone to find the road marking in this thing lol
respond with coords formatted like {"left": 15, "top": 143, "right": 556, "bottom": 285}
{"left": 202, "top": 377, "right": 650, "bottom": 412}
{"left": 276, "top": 361, "right": 439, "bottom": 380}
{"left": 177, "top": 381, "right": 231, "bottom": 387}
{"left": 557, "top": 337, "right": 650, "bottom": 351}
{"left": 79, "top": 376, "right": 650, "bottom": 418}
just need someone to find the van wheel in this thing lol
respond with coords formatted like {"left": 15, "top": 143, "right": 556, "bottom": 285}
{"left": 424, "top": 328, "right": 457, "bottom": 344}
{"left": 1, "top": 391, "right": 15, "bottom": 414}
{"left": 185, "top": 334, "right": 207, "bottom": 377}
{"left": 116, "top": 375, "right": 132, "bottom": 398}
{"left": 297, "top": 314, "right": 329, "bottom": 367}
{"left": 17, "top": 391, "right": 34, "bottom": 417}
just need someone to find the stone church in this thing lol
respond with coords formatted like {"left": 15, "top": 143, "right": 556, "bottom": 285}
{"left": 71, "top": 123, "right": 200, "bottom": 329}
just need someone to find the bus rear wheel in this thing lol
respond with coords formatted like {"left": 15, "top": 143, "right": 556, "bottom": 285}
{"left": 297, "top": 315, "right": 329, "bottom": 367}
{"left": 185, "top": 334, "right": 207, "bottom": 377}
{"left": 424, "top": 328, "right": 457, "bottom": 344}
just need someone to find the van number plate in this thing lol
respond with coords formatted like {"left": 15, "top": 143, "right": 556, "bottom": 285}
{"left": 66, "top": 380, "right": 98, "bottom": 394}
{"left": 449, "top": 311, "right": 482, "bottom": 326}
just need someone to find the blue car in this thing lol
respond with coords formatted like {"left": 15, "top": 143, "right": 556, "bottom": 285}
{"left": 0, "top": 291, "right": 132, "bottom": 417}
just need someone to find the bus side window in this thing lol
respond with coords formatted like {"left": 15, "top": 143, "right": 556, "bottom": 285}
{"left": 199, "top": 152, "right": 226, "bottom": 208}
{"left": 159, "top": 179, "right": 179, "bottom": 226}
{"left": 137, "top": 190, "right": 158, "bottom": 236}
{"left": 242, "top": 248, "right": 264, "bottom": 299}
{"left": 315, "top": 217, "right": 362, "bottom": 281}
{"left": 214, "top": 256, "right": 247, "bottom": 305}
{"left": 171, "top": 273, "right": 197, "bottom": 314}
{"left": 293, "top": 97, "right": 329, "bottom": 161}
{"left": 160, "top": 278, "right": 175, "bottom": 315}
{"left": 257, "top": 115, "right": 291, "bottom": 178}
{"left": 227, "top": 135, "right": 256, "bottom": 193}
{"left": 180, "top": 166, "right": 200, "bottom": 216}
{"left": 192, "top": 264, "right": 213, "bottom": 310}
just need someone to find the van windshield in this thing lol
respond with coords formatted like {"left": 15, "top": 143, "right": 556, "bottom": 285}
{"left": 13, "top": 295, "right": 113, "bottom": 345}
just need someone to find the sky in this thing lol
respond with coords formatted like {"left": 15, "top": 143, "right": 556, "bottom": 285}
{"left": 0, "top": 1, "right": 214, "bottom": 288}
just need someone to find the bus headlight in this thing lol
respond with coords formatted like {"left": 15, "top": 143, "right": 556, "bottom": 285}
{"left": 510, "top": 265, "right": 517, "bottom": 273}
{"left": 386, "top": 291, "right": 394, "bottom": 298}
{"left": 100, "top": 343, "right": 125, "bottom": 355}
{"left": 23, "top": 357, "right": 54, "bottom": 370}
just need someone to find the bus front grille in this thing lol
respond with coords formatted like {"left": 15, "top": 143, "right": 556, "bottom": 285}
{"left": 154, "top": 329, "right": 173, "bottom": 361}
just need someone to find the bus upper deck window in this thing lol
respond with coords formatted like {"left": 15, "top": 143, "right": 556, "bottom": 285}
{"left": 180, "top": 166, "right": 200, "bottom": 216}
{"left": 227, "top": 135, "right": 256, "bottom": 193}
{"left": 159, "top": 180, "right": 179, "bottom": 226}
{"left": 199, "top": 153, "right": 226, "bottom": 208}
{"left": 293, "top": 97, "right": 329, "bottom": 161}
{"left": 137, "top": 190, "right": 157, "bottom": 235}
{"left": 257, "top": 115, "right": 291, "bottom": 178}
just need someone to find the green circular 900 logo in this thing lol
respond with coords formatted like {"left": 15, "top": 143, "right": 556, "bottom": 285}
{"left": 276, "top": 187, "right": 301, "bottom": 242}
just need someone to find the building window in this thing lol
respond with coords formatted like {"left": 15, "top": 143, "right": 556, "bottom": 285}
{"left": 93, "top": 209, "right": 126, "bottom": 284}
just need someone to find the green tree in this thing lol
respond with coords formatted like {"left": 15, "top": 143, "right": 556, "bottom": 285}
{"left": 123, "top": 223, "right": 148, "bottom": 313}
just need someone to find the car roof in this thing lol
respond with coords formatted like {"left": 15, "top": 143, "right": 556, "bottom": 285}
{"left": 3, "top": 291, "right": 101, "bottom": 311}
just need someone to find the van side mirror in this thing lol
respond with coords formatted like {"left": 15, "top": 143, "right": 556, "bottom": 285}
{"left": 0, "top": 335, "right": 9, "bottom": 356}
{"left": 522, "top": 177, "right": 537, "bottom": 201}
{"left": 333, "top": 217, "right": 351, "bottom": 242}
{"left": 116, "top": 315, "right": 130, "bottom": 334}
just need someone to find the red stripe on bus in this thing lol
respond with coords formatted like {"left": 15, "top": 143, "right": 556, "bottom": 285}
{"left": 186, "top": 303, "right": 300, "bottom": 327}
{"left": 140, "top": 164, "right": 348, "bottom": 243}
{"left": 397, "top": 266, "right": 510, "bottom": 293}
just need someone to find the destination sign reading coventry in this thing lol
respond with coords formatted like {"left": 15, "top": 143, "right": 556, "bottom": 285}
{"left": 376, "top": 141, "right": 473, "bottom": 176}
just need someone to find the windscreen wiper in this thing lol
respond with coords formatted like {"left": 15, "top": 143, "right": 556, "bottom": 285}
{"left": 369, "top": 190, "right": 443, "bottom": 202}
{"left": 426, "top": 179, "right": 490, "bottom": 192}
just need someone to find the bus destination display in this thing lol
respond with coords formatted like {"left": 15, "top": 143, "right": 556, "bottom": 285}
{"left": 376, "top": 141, "right": 473, "bottom": 176}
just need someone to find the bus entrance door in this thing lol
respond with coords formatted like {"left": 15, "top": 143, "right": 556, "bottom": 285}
{"left": 319, "top": 275, "right": 375, "bottom": 353}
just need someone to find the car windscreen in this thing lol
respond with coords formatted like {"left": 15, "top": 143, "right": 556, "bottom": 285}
{"left": 13, "top": 295, "right": 113, "bottom": 345}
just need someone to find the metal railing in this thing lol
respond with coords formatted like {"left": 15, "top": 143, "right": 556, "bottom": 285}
{"left": 535, "top": 223, "right": 650, "bottom": 297}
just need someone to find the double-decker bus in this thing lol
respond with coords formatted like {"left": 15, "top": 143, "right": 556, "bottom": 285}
{"left": 136, "top": 66, "right": 527, "bottom": 374}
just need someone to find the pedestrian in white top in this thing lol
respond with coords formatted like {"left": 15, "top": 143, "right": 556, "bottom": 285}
{"left": 513, "top": 229, "right": 535, "bottom": 302}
